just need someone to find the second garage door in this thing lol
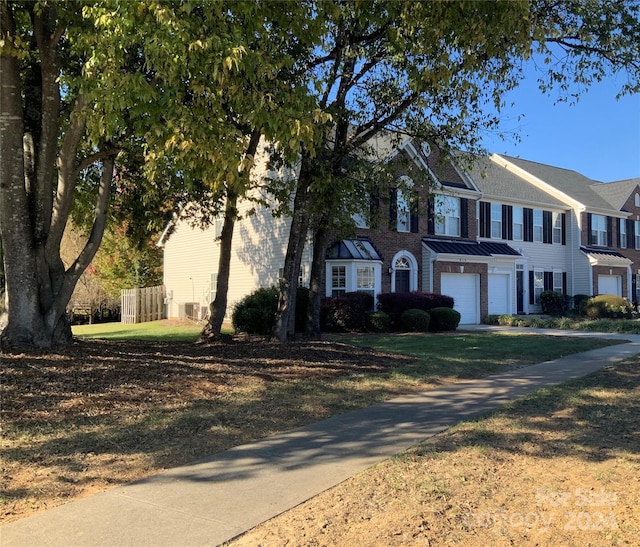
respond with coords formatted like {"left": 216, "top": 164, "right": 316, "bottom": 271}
{"left": 597, "top": 275, "right": 622, "bottom": 297}
{"left": 488, "top": 273, "right": 510, "bottom": 315}
{"left": 441, "top": 273, "right": 480, "bottom": 324}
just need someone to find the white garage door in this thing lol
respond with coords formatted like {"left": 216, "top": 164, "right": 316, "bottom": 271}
{"left": 598, "top": 275, "right": 622, "bottom": 296}
{"left": 441, "top": 273, "right": 480, "bottom": 324}
{"left": 488, "top": 273, "right": 510, "bottom": 315}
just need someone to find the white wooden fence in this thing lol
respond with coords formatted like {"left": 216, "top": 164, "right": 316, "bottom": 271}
{"left": 121, "top": 285, "right": 165, "bottom": 324}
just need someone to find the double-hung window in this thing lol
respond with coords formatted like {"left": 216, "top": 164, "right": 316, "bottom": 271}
{"left": 553, "top": 213, "right": 563, "bottom": 244}
{"left": 512, "top": 206, "right": 523, "bottom": 241}
{"left": 356, "top": 265, "right": 375, "bottom": 301}
{"left": 635, "top": 221, "right": 640, "bottom": 249}
{"left": 533, "top": 210, "right": 543, "bottom": 242}
{"left": 331, "top": 266, "right": 346, "bottom": 297}
{"left": 434, "top": 195, "right": 460, "bottom": 237}
{"left": 591, "top": 214, "right": 607, "bottom": 246}
{"left": 533, "top": 270, "right": 544, "bottom": 303}
{"left": 491, "top": 203, "right": 502, "bottom": 239}
{"left": 620, "top": 220, "right": 627, "bottom": 248}
{"left": 553, "top": 271, "right": 563, "bottom": 293}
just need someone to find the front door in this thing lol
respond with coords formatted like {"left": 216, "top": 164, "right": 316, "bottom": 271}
{"left": 516, "top": 270, "right": 524, "bottom": 314}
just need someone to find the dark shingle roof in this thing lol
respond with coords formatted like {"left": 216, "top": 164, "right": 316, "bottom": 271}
{"left": 422, "top": 238, "right": 521, "bottom": 256}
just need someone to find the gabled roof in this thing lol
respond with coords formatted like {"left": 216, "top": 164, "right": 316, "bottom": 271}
{"left": 422, "top": 238, "right": 521, "bottom": 257}
{"left": 326, "top": 238, "right": 382, "bottom": 261}
{"left": 492, "top": 155, "right": 619, "bottom": 213}
{"left": 468, "top": 155, "right": 567, "bottom": 208}
{"left": 591, "top": 178, "right": 640, "bottom": 211}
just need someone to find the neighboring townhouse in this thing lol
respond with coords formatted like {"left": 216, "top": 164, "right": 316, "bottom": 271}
{"left": 492, "top": 156, "right": 635, "bottom": 303}
{"left": 469, "top": 156, "right": 572, "bottom": 316}
{"left": 160, "top": 140, "right": 639, "bottom": 326}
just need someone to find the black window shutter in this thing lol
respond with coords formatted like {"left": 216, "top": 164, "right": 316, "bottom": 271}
{"left": 460, "top": 198, "right": 469, "bottom": 238}
{"left": 633, "top": 275, "right": 638, "bottom": 304}
{"left": 370, "top": 192, "right": 380, "bottom": 223}
{"left": 587, "top": 213, "right": 593, "bottom": 245}
{"left": 606, "top": 216, "right": 613, "bottom": 247}
{"left": 544, "top": 271, "right": 553, "bottom": 291}
{"left": 524, "top": 208, "right": 533, "bottom": 242}
{"left": 389, "top": 188, "right": 397, "bottom": 230}
{"left": 561, "top": 213, "right": 566, "bottom": 245}
{"left": 617, "top": 218, "right": 622, "bottom": 248}
{"left": 627, "top": 219, "right": 635, "bottom": 249}
{"left": 562, "top": 272, "right": 567, "bottom": 294}
{"left": 543, "top": 210, "right": 552, "bottom": 244}
{"left": 427, "top": 198, "right": 435, "bottom": 235}
{"left": 410, "top": 195, "right": 419, "bottom": 233}
{"left": 529, "top": 271, "right": 535, "bottom": 305}
{"left": 479, "top": 201, "right": 490, "bottom": 238}
{"left": 502, "top": 204, "right": 512, "bottom": 240}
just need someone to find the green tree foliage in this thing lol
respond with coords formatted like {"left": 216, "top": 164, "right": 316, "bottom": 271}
{"left": 275, "top": 0, "right": 640, "bottom": 341}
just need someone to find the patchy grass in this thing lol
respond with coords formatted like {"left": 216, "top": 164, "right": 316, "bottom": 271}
{"left": 230, "top": 357, "right": 640, "bottom": 547}
{"left": 0, "top": 332, "right": 625, "bottom": 525}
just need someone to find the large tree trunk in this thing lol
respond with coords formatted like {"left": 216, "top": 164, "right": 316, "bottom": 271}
{"left": 1, "top": 4, "right": 115, "bottom": 349}
{"left": 306, "top": 222, "right": 331, "bottom": 339}
{"left": 199, "top": 130, "right": 261, "bottom": 341}
{"left": 273, "top": 152, "right": 314, "bottom": 342}
{"left": 199, "top": 187, "right": 239, "bottom": 341}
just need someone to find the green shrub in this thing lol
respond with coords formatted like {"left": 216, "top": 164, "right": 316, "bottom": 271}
{"left": 540, "top": 290, "right": 565, "bottom": 316}
{"left": 365, "top": 311, "right": 391, "bottom": 332}
{"left": 320, "top": 293, "right": 371, "bottom": 332}
{"left": 377, "top": 292, "right": 453, "bottom": 329}
{"left": 231, "top": 286, "right": 279, "bottom": 335}
{"left": 400, "top": 309, "right": 430, "bottom": 332}
{"left": 428, "top": 307, "right": 461, "bottom": 332}
{"left": 573, "top": 294, "right": 591, "bottom": 315}
{"left": 582, "top": 294, "right": 635, "bottom": 319}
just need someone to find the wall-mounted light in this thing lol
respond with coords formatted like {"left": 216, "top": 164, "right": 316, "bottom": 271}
{"left": 388, "top": 267, "right": 394, "bottom": 276}
{"left": 459, "top": 265, "right": 465, "bottom": 273}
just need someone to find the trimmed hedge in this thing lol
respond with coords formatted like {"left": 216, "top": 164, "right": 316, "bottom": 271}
{"left": 428, "top": 307, "right": 461, "bottom": 332}
{"left": 539, "top": 290, "right": 566, "bottom": 316}
{"left": 377, "top": 291, "right": 454, "bottom": 329}
{"left": 400, "top": 309, "right": 430, "bottom": 332}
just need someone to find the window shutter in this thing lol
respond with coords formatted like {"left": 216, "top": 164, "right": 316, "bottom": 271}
{"left": 606, "top": 216, "right": 613, "bottom": 247}
{"left": 461, "top": 198, "right": 469, "bottom": 238}
{"left": 561, "top": 213, "right": 566, "bottom": 245}
{"left": 587, "top": 213, "right": 593, "bottom": 245}
{"left": 543, "top": 210, "right": 552, "bottom": 244}
{"left": 370, "top": 192, "right": 380, "bottom": 223}
{"left": 503, "top": 204, "right": 513, "bottom": 240}
{"left": 389, "top": 188, "right": 397, "bottom": 230}
{"left": 479, "top": 201, "right": 489, "bottom": 238}
{"left": 633, "top": 275, "right": 638, "bottom": 304}
{"left": 529, "top": 271, "right": 535, "bottom": 305}
{"left": 524, "top": 208, "right": 533, "bottom": 242}
{"left": 410, "top": 195, "right": 419, "bottom": 233}
{"left": 627, "top": 219, "right": 636, "bottom": 249}
{"left": 617, "top": 218, "right": 622, "bottom": 248}
{"left": 544, "top": 271, "right": 553, "bottom": 291}
{"left": 427, "top": 198, "right": 435, "bottom": 235}
{"left": 563, "top": 272, "right": 567, "bottom": 294}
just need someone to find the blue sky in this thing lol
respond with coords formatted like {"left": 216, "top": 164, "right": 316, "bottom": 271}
{"left": 481, "top": 64, "right": 640, "bottom": 183}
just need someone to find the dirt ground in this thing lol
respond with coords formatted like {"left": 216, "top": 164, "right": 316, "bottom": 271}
{"left": 228, "top": 361, "right": 640, "bottom": 547}
{"left": 0, "top": 336, "right": 410, "bottom": 523}
{"left": 2, "top": 334, "right": 639, "bottom": 546}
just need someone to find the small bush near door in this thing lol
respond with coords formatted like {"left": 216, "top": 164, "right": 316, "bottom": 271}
{"left": 400, "top": 309, "right": 431, "bottom": 332}
{"left": 428, "top": 307, "right": 461, "bottom": 332}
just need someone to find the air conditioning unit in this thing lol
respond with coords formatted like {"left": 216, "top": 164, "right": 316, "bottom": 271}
{"left": 178, "top": 302, "right": 199, "bottom": 320}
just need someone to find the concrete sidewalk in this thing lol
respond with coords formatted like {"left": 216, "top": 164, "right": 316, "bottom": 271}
{"left": 3, "top": 327, "right": 639, "bottom": 547}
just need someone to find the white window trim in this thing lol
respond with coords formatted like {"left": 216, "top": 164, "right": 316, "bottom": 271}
{"left": 490, "top": 203, "right": 502, "bottom": 239}
{"left": 434, "top": 194, "right": 461, "bottom": 237}
{"left": 533, "top": 210, "right": 543, "bottom": 243}
{"left": 512, "top": 206, "right": 523, "bottom": 242}
{"left": 592, "top": 214, "right": 607, "bottom": 247}
{"left": 390, "top": 250, "right": 418, "bottom": 293}
{"left": 326, "top": 261, "right": 382, "bottom": 298}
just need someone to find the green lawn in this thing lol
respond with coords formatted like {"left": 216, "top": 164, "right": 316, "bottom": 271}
{"left": 72, "top": 320, "right": 204, "bottom": 342}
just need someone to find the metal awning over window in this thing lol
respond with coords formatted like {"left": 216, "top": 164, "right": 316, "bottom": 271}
{"left": 326, "top": 239, "right": 382, "bottom": 260}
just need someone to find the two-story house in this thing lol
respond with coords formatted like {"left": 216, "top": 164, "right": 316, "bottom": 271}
{"left": 492, "top": 155, "right": 636, "bottom": 303}
{"left": 160, "top": 140, "right": 639, "bottom": 325}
